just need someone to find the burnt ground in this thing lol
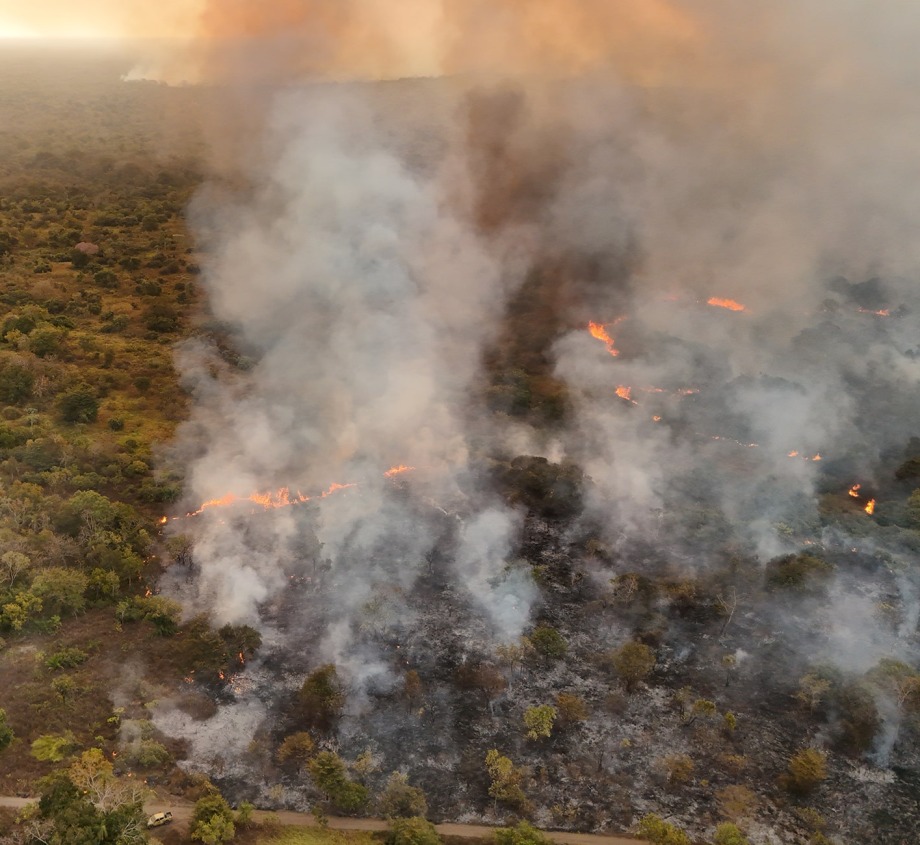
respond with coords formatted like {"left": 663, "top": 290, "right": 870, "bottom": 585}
{"left": 151, "top": 490, "right": 920, "bottom": 845}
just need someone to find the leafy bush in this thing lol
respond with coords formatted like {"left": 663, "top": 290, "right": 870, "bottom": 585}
{"left": 31, "top": 732, "right": 78, "bottom": 762}
{"left": 529, "top": 626, "right": 567, "bottom": 659}
{"left": 44, "top": 646, "right": 88, "bottom": 670}
{"left": 58, "top": 386, "right": 98, "bottom": 423}
{"left": 783, "top": 748, "right": 828, "bottom": 795}
{"left": 389, "top": 817, "right": 441, "bottom": 845}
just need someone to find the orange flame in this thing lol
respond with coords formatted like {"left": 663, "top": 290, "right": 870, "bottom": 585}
{"left": 144, "top": 587, "right": 152, "bottom": 597}
{"left": 865, "top": 499, "right": 876, "bottom": 515}
{"left": 788, "top": 450, "right": 799, "bottom": 458}
{"left": 588, "top": 321, "right": 620, "bottom": 357}
{"left": 857, "top": 308, "right": 890, "bottom": 317}
{"left": 218, "top": 670, "right": 225, "bottom": 680}
{"left": 652, "top": 415, "right": 662, "bottom": 422}
{"left": 385, "top": 464, "right": 415, "bottom": 477}
{"left": 812, "top": 454, "right": 822, "bottom": 461}
{"left": 707, "top": 297, "right": 746, "bottom": 312}
{"left": 848, "top": 484, "right": 861, "bottom": 498}
{"left": 615, "top": 385, "right": 635, "bottom": 403}
{"left": 158, "top": 516, "right": 168, "bottom": 525}
{"left": 238, "top": 651, "right": 245, "bottom": 665}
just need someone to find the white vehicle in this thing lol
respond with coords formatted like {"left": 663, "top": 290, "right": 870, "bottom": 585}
{"left": 146, "top": 811, "right": 173, "bottom": 828}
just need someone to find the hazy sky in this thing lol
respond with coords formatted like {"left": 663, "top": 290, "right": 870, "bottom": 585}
{"left": 0, "top": 0, "right": 198, "bottom": 39}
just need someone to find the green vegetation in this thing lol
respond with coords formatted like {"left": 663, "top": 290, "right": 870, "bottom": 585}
{"left": 387, "top": 817, "right": 441, "bottom": 845}
{"left": 191, "top": 792, "right": 237, "bottom": 844}
{"left": 308, "top": 751, "right": 370, "bottom": 814}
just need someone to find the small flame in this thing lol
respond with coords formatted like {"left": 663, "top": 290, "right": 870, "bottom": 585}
{"left": 238, "top": 651, "right": 245, "bottom": 665}
{"left": 707, "top": 297, "right": 746, "bottom": 312}
{"left": 144, "top": 587, "right": 152, "bottom": 597}
{"left": 158, "top": 516, "right": 168, "bottom": 525}
{"left": 385, "top": 464, "right": 415, "bottom": 478}
{"left": 218, "top": 670, "right": 225, "bottom": 680}
{"left": 588, "top": 320, "right": 621, "bottom": 357}
{"left": 812, "top": 454, "right": 822, "bottom": 461}
{"left": 615, "top": 385, "right": 638, "bottom": 404}
{"left": 857, "top": 307, "right": 890, "bottom": 317}
{"left": 865, "top": 499, "right": 876, "bottom": 515}
{"left": 652, "top": 415, "right": 662, "bottom": 422}
{"left": 788, "top": 450, "right": 799, "bottom": 458}
{"left": 849, "top": 484, "right": 861, "bottom": 498}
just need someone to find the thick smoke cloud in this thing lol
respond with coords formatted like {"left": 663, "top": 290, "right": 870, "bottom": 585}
{"left": 158, "top": 0, "right": 920, "bottom": 802}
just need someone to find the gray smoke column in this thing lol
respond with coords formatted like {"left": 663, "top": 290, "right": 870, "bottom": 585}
{"left": 171, "top": 81, "right": 538, "bottom": 663}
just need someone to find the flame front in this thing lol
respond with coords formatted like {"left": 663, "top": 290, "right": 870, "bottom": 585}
{"left": 707, "top": 297, "right": 746, "bottom": 312}
{"left": 588, "top": 321, "right": 621, "bottom": 357}
{"left": 385, "top": 464, "right": 415, "bottom": 477}
{"left": 865, "top": 499, "right": 876, "bottom": 515}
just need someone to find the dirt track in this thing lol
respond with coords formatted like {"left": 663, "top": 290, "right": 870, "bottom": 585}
{"left": 0, "top": 796, "right": 638, "bottom": 845}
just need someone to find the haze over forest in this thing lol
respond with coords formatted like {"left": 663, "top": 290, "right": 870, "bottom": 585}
{"left": 1, "top": 4, "right": 920, "bottom": 845}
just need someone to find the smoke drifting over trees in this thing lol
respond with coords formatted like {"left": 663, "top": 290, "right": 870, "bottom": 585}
{"left": 149, "top": 2, "right": 920, "bottom": 841}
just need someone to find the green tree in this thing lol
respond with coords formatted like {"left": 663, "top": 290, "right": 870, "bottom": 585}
{"left": 636, "top": 814, "right": 691, "bottom": 845}
{"left": 308, "top": 751, "right": 369, "bottom": 814}
{"left": 494, "top": 821, "right": 554, "bottom": 845}
{"left": 388, "top": 817, "right": 441, "bottom": 845}
{"left": 523, "top": 705, "right": 557, "bottom": 740}
{"left": 30, "top": 567, "right": 89, "bottom": 616}
{"left": 191, "top": 792, "right": 236, "bottom": 844}
{"left": 783, "top": 748, "right": 828, "bottom": 796}
{"left": 555, "top": 692, "right": 588, "bottom": 727}
{"left": 31, "top": 732, "right": 78, "bottom": 762}
{"left": 300, "top": 663, "right": 345, "bottom": 730}
{"left": 276, "top": 731, "right": 315, "bottom": 766}
{"left": 611, "top": 641, "right": 656, "bottom": 692}
{"left": 0, "top": 363, "right": 34, "bottom": 404}
{"left": 484, "top": 749, "right": 527, "bottom": 809}
{"left": 58, "top": 386, "right": 98, "bottom": 423}
{"left": 713, "top": 823, "right": 749, "bottom": 845}
{"left": 0, "top": 708, "right": 14, "bottom": 752}
{"left": 379, "top": 771, "right": 428, "bottom": 819}
{"left": 529, "top": 626, "right": 567, "bottom": 659}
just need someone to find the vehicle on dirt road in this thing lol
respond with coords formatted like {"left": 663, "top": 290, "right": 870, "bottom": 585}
{"left": 146, "top": 811, "right": 173, "bottom": 828}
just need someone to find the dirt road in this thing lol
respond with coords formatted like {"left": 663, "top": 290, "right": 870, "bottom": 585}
{"left": 0, "top": 796, "right": 638, "bottom": 845}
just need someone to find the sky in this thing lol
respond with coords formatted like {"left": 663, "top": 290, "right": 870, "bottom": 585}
{"left": 0, "top": 0, "right": 198, "bottom": 39}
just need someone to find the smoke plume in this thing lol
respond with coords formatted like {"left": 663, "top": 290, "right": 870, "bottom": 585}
{"left": 155, "top": 0, "right": 920, "bottom": 820}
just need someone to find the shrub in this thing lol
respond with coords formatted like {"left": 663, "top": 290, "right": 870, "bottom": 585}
{"left": 31, "top": 732, "right": 78, "bottom": 762}
{"left": 611, "top": 641, "right": 656, "bottom": 691}
{"left": 494, "top": 821, "right": 553, "bottom": 845}
{"left": 529, "top": 626, "right": 567, "bottom": 659}
{"left": 636, "top": 814, "right": 691, "bottom": 845}
{"left": 58, "top": 386, "right": 98, "bottom": 423}
{"left": 379, "top": 772, "right": 428, "bottom": 819}
{"left": 523, "top": 705, "right": 557, "bottom": 740}
{"left": 389, "top": 817, "right": 441, "bottom": 845}
{"left": 783, "top": 748, "right": 828, "bottom": 795}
